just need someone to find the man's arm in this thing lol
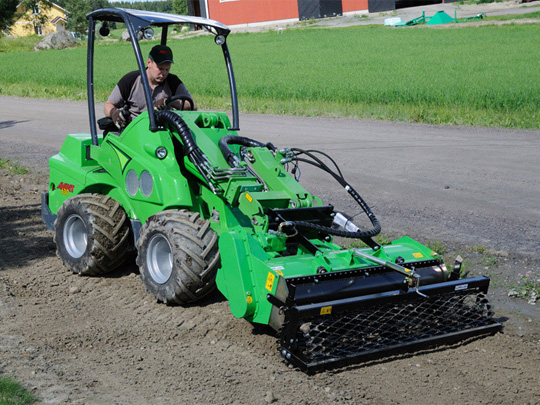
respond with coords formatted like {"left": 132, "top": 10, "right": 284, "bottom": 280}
{"left": 104, "top": 100, "right": 116, "bottom": 118}
{"left": 105, "top": 85, "right": 130, "bottom": 129}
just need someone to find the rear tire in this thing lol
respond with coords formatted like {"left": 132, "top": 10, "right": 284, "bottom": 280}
{"left": 136, "top": 209, "right": 220, "bottom": 305}
{"left": 54, "top": 194, "right": 131, "bottom": 275}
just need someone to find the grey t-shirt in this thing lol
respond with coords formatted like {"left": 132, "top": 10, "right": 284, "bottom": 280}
{"left": 108, "top": 70, "right": 192, "bottom": 120}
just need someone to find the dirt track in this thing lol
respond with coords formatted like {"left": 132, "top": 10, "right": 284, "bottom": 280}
{"left": 1, "top": 164, "right": 540, "bottom": 404}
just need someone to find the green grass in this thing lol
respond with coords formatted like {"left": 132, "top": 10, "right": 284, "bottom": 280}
{"left": 508, "top": 271, "right": 539, "bottom": 304}
{"left": 469, "top": 245, "right": 499, "bottom": 267}
{"left": 0, "top": 35, "right": 42, "bottom": 53}
{"left": 518, "top": 271, "right": 540, "bottom": 300}
{"left": 425, "top": 240, "right": 448, "bottom": 256}
{"left": 1, "top": 23, "right": 539, "bottom": 128}
{"left": 484, "top": 11, "right": 540, "bottom": 21}
{"left": 0, "top": 157, "right": 30, "bottom": 175}
{"left": 0, "top": 376, "right": 38, "bottom": 404}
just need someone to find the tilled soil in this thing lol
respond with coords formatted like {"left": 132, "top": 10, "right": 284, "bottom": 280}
{"left": 1, "top": 170, "right": 540, "bottom": 404}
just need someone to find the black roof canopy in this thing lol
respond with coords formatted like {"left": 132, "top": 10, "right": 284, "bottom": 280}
{"left": 86, "top": 8, "right": 231, "bottom": 37}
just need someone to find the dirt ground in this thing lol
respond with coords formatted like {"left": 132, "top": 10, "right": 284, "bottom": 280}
{"left": 0, "top": 167, "right": 539, "bottom": 404}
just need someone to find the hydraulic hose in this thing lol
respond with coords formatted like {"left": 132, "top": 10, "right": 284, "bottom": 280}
{"left": 218, "top": 136, "right": 380, "bottom": 239}
{"left": 157, "top": 110, "right": 198, "bottom": 155}
{"left": 157, "top": 111, "right": 216, "bottom": 192}
{"left": 292, "top": 182, "right": 381, "bottom": 239}
{"left": 219, "top": 135, "right": 274, "bottom": 167}
{"left": 290, "top": 148, "right": 381, "bottom": 240}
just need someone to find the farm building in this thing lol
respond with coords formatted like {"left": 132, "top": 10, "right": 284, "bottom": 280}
{"left": 187, "top": 0, "right": 367, "bottom": 25}
{"left": 9, "top": 1, "right": 67, "bottom": 37}
{"left": 186, "top": 0, "right": 458, "bottom": 26}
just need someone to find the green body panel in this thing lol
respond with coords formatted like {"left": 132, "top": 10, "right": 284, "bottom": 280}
{"left": 48, "top": 134, "right": 103, "bottom": 214}
{"left": 216, "top": 229, "right": 441, "bottom": 325}
{"left": 48, "top": 109, "right": 444, "bottom": 326}
{"left": 49, "top": 111, "right": 235, "bottom": 222}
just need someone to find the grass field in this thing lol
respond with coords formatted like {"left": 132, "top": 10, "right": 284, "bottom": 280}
{"left": 0, "top": 376, "right": 38, "bottom": 404}
{"left": 0, "top": 22, "right": 539, "bottom": 128}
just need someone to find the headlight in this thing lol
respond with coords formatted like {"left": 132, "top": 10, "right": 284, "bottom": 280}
{"left": 143, "top": 27, "right": 154, "bottom": 40}
{"left": 215, "top": 34, "right": 226, "bottom": 46}
{"left": 155, "top": 146, "right": 167, "bottom": 159}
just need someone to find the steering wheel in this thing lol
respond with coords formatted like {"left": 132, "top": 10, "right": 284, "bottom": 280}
{"left": 164, "top": 95, "right": 195, "bottom": 111}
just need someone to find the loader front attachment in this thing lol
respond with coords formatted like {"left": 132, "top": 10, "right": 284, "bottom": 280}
{"left": 207, "top": 138, "right": 502, "bottom": 373}
{"left": 272, "top": 273, "right": 501, "bottom": 373}
{"left": 215, "top": 200, "right": 502, "bottom": 372}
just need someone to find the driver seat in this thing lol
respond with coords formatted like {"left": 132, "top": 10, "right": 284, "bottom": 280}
{"left": 97, "top": 117, "right": 120, "bottom": 136}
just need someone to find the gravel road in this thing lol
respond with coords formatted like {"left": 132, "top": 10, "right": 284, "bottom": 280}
{"left": 1, "top": 96, "right": 539, "bottom": 257}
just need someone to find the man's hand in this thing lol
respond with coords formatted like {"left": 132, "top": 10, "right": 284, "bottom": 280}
{"left": 110, "top": 107, "right": 127, "bottom": 129}
{"left": 154, "top": 97, "right": 168, "bottom": 111}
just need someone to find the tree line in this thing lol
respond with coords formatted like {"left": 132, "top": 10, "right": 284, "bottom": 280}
{"left": 0, "top": 0, "right": 188, "bottom": 36}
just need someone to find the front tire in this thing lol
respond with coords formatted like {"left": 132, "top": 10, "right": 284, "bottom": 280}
{"left": 136, "top": 209, "right": 220, "bottom": 305}
{"left": 54, "top": 194, "right": 131, "bottom": 275}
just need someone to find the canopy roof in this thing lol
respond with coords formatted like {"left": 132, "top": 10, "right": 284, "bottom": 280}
{"left": 87, "top": 8, "right": 231, "bottom": 37}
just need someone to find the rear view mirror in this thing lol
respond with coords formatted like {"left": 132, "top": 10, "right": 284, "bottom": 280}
{"left": 99, "top": 23, "right": 110, "bottom": 37}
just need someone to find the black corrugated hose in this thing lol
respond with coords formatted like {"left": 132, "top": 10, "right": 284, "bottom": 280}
{"left": 157, "top": 111, "right": 216, "bottom": 191}
{"left": 218, "top": 135, "right": 275, "bottom": 167}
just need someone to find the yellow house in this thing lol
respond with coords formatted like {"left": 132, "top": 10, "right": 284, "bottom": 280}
{"left": 10, "top": 1, "right": 67, "bottom": 37}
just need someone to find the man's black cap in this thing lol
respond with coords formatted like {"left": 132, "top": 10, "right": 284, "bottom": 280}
{"left": 149, "top": 45, "right": 174, "bottom": 64}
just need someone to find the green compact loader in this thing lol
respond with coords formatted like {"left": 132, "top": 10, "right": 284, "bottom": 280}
{"left": 42, "top": 8, "right": 501, "bottom": 373}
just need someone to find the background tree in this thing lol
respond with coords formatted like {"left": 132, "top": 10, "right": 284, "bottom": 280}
{"left": 53, "top": 0, "right": 183, "bottom": 36}
{"left": 56, "top": 0, "right": 109, "bottom": 35}
{"left": 61, "top": 0, "right": 90, "bottom": 34}
{"left": 0, "top": 0, "right": 19, "bottom": 35}
{"left": 172, "top": 0, "right": 188, "bottom": 15}
{"left": 114, "top": 1, "right": 173, "bottom": 13}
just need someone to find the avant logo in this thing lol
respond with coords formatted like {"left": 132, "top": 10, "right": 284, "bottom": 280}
{"left": 57, "top": 182, "right": 75, "bottom": 196}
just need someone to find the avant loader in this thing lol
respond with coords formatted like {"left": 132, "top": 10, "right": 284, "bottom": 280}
{"left": 42, "top": 9, "right": 501, "bottom": 373}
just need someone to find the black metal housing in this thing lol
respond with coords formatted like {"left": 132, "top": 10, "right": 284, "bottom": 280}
{"left": 273, "top": 275, "right": 502, "bottom": 373}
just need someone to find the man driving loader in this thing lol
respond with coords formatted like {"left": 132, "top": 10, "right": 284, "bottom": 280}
{"left": 104, "top": 44, "right": 196, "bottom": 130}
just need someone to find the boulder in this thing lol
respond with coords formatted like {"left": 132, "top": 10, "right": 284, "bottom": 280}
{"left": 121, "top": 29, "right": 145, "bottom": 42}
{"left": 34, "top": 30, "right": 76, "bottom": 51}
{"left": 121, "top": 29, "right": 130, "bottom": 41}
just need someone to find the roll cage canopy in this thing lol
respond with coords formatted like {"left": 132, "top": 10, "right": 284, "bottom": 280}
{"left": 87, "top": 8, "right": 231, "bottom": 37}
{"left": 86, "top": 8, "right": 239, "bottom": 145}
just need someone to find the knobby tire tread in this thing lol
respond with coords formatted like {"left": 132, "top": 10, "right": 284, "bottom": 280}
{"left": 55, "top": 193, "right": 131, "bottom": 276}
{"left": 137, "top": 209, "right": 220, "bottom": 305}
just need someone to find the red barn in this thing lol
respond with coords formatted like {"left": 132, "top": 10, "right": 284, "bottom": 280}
{"left": 187, "top": 0, "right": 370, "bottom": 26}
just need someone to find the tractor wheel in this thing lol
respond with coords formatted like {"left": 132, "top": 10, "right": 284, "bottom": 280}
{"left": 136, "top": 209, "right": 220, "bottom": 305}
{"left": 54, "top": 194, "right": 131, "bottom": 276}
